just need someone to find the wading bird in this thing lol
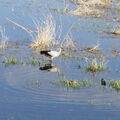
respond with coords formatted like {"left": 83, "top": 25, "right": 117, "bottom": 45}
{"left": 40, "top": 47, "right": 64, "bottom": 63}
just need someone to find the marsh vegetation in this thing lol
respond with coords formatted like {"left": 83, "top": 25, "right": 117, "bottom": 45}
{"left": 70, "top": 0, "right": 112, "bottom": 17}
{"left": 0, "top": 26, "right": 8, "bottom": 50}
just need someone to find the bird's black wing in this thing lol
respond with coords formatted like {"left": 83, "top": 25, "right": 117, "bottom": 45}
{"left": 40, "top": 50, "right": 52, "bottom": 57}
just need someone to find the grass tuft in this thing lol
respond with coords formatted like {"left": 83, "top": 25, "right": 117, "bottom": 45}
{"left": 109, "top": 80, "right": 120, "bottom": 91}
{"left": 70, "top": 0, "right": 112, "bottom": 17}
{"left": 52, "top": 76, "right": 93, "bottom": 88}
{"left": 86, "top": 58, "right": 106, "bottom": 72}
{"left": 112, "top": 25, "right": 120, "bottom": 35}
{"left": 2, "top": 58, "right": 17, "bottom": 65}
{"left": 2, "top": 57, "right": 42, "bottom": 66}
{"left": 8, "top": 15, "right": 58, "bottom": 50}
{"left": 29, "top": 14, "right": 57, "bottom": 50}
{"left": 0, "top": 26, "right": 8, "bottom": 50}
{"left": 73, "top": 0, "right": 112, "bottom": 8}
{"left": 70, "top": 5, "right": 103, "bottom": 16}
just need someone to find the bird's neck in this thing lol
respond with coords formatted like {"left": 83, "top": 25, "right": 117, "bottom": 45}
{"left": 58, "top": 48, "right": 61, "bottom": 55}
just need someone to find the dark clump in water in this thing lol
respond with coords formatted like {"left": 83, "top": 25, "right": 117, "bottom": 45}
{"left": 101, "top": 78, "right": 106, "bottom": 86}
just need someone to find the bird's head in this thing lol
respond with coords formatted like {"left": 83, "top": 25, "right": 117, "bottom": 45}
{"left": 101, "top": 78, "right": 104, "bottom": 82}
{"left": 61, "top": 47, "right": 65, "bottom": 51}
{"left": 57, "top": 47, "right": 64, "bottom": 51}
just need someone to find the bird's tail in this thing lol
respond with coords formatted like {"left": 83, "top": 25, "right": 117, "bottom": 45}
{"left": 40, "top": 51, "right": 46, "bottom": 54}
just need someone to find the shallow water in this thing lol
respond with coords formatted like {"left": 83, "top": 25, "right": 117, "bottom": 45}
{"left": 0, "top": 0, "right": 120, "bottom": 120}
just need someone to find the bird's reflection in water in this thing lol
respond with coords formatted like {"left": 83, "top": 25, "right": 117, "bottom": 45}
{"left": 40, "top": 64, "right": 60, "bottom": 75}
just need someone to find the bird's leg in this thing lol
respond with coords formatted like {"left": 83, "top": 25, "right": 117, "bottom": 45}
{"left": 49, "top": 59, "right": 53, "bottom": 64}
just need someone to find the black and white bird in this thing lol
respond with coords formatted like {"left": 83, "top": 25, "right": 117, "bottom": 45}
{"left": 40, "top": 47, "right": 64, "bottom": 63}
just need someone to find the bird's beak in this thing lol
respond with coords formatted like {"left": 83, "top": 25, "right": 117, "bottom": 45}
{"left": 61, "top": 47, "right": 64, "bottom": 51}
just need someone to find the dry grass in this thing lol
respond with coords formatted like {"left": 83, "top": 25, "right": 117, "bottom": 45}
{"left": 70, "top": 5, "right": 103, "bottom": 16}
{"left": 70, "top": 0, "right": 112, "bottom": 16}
{"left": 112, "top": 25, "right": 120, "bottom": 35}
{"left": 73, "top": 0, "right": 112, "bottom": 8}
{"left": 30, "top": 15, "right": 76, "bottom": 50}
{"left": 0, "top": 26, "right": 8, "bottom": 50}
{"left": 8, "top": 14, "right": 75, "bottom": 50}
{"left": 29, "top": 15, "right": 57, "bottom": 50}
{"left": 8, "top": 15, "right": 59, "bottom": 50}
{"left": 62, "top": 35, "right": 77, "bottom": 52}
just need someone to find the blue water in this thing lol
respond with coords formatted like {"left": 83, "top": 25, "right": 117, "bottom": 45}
{"left": 0, "top": 0, "right": 120, "bottom": 120}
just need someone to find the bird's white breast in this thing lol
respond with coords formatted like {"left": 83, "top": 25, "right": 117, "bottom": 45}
{"left": 48, "top": 51, "right": 60, "bottom": 57}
